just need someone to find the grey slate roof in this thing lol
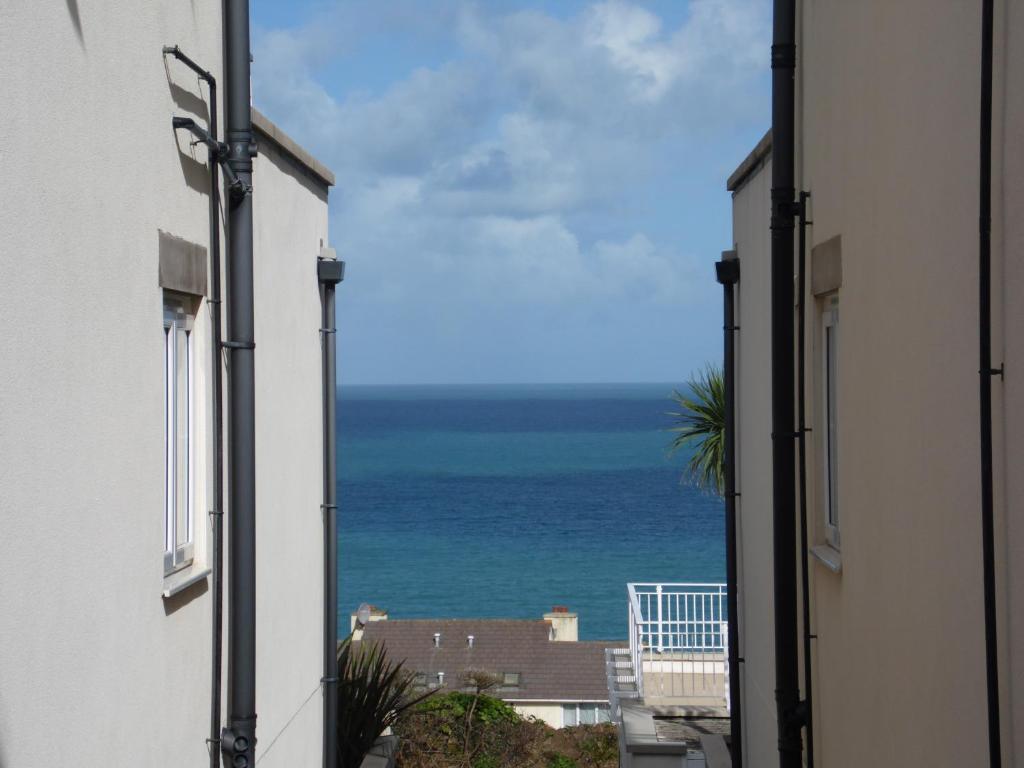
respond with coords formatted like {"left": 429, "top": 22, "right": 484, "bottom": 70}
{"left": 356, "top": 619, "right": 624, "bottom": 702}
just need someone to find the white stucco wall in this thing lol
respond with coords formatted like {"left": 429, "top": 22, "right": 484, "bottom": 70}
{"left": 512, "top": 702, "right": 563, "bottom": 728}
{"left": 510, "top": 701, "right": 610, "bottom": 729}
{"left": 0, "top": 4, "right": 222, "bottom": 765}
{"left": 250, "top": 128, "right": 331, "bottom": 768}
{"left": 730, "top": 153, "right": 776, "bottom": 768}
{"left": 0, "top": 4, "right": 330, "bottom": 766}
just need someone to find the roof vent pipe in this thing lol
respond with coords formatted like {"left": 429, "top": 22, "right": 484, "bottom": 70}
{"left": 467, "top": 635, "right": 475, "bottom": 648}
{"left": 433, "top": 633, "right": 441, "bottom": 648}
{"left": 437, "top": 671, "right": 445, "bottom": 686}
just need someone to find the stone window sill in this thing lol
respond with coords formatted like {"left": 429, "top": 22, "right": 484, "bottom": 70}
{"left": 810, "top": 544, "right": 842, "bottom": 573}
{"left": 162, "top": 566, "right": 211, "bottom": 599}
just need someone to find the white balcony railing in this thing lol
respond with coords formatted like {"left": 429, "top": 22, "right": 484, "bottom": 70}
{"left": 628, "top": 583, "right": 729, "bottom": 706}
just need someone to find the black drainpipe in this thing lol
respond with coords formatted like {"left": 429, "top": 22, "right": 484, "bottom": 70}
{"left": 163, "top": 45, "right": 226, "bottom": 768}
{"left": 715, "top": 252, "right": 742, "bottom": 768}
{"left": 978, "top": 1, "right": 1002, "bottom": 765}
{"left": 797, "top": 190, "right": 814, "bottom": 768}
{"left": 318, "top": 253, "right": 345, "bottom": 768}
{"left": 769, "top": 0, "right": 804, "bottom": 766}
{"left": 222, "top": 0, "right": 259, "bottom": 765}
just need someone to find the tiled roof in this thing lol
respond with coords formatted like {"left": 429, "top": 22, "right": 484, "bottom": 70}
{"left": 356, "top": 619, "right": 624, "bottom": 702}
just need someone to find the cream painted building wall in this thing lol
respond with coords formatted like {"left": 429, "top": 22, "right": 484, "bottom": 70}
{"left": 250, "top": 114, "right": 332, "bottom": 768}
{"left": 731, "top": 2, "right": 1023, "bottom": 766}
{"left": 510, "top": 700, "right": 612, "bottom": 729}
{"left": 0, "top": 4, "right": 332, "bottom": 767}
{"left": 512, "top": 702, "right": 563, "bottom": 728}
{"left": 729, "top": 140, "right": 776, "bottom": 768}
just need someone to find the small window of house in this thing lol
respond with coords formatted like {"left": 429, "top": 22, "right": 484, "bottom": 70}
{"left": 164, "top": 294, "right": 195, "bottom": 574}
{"left": 579, "top": 704, "right": 598, "bottom": 725}
{"left": 597, "top": 705, "right": 611, "bottom": 723}
{"left": 562, "top": 704, "right": 578, "bottom": 727}
{"left": 412, "top": 673, "right": 427, "bottom": 688}
{"left": 503, "top": 672, "right": 521, "bottom": 687}
{"left": 822, "top": 296, "right": 839, "bottom": 548}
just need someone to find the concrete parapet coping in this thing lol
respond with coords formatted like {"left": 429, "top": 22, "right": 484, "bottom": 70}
{"left": 619, "top": 701, "right": 691, "bottom": 756}
{"left": 252, "top": 107, "right": 336, "bottom": 188}
{"left": 726, "top": 129, "right": 772, "bottom": 193}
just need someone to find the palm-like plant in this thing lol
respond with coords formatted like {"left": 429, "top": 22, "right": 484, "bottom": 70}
{"left": 337, "top": 636, "right": 434, "bottom": 768}
{"left": 668, "top": 365, "right": 725, "bottom": 495}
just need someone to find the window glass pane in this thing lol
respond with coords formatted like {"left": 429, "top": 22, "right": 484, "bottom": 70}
{"left": 175, "top": 323, "right": 189, "bottom": 551}
{"left": 562, "top": 704, "right": 577, "bottom": 727}
{"left": 580, "top": 705, "right": 597, "bottom": 725}
{"left": 597, "top": 705, "right": 611, "bottom": 723}
{"left": 185, "top": 329, "right": 193, "bottom": 544}
{"left": 827, "top": 319, "right": 838, "bottom": 531}
{"left": 164, "top": 327, "right": 173, "bottom": 554}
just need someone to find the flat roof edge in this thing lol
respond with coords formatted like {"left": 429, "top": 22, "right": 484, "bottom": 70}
{"left": 252, "top": 107, "right": 335, "bottom": 188}
{"left": 726, "top": 129, "right": 772, "bottom": 192}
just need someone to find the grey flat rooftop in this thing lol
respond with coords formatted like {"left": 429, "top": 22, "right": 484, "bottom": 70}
{"left": 619, "top": 700, "right": 730, "bottom": 759}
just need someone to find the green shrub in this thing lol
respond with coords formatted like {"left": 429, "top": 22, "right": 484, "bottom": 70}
{"left": 417, "top": 691, "right": 521, "bottom": 725}
{"left": 578, "top": 730, "right": 618, "bottom": 764}
{"left": 394, "top": 699, "right": 617, "bottom": 768}
{"left": 336, "top": 637, "right": 434, "bottom": 768}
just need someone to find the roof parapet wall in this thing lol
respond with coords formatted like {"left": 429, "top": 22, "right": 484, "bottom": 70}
{"left": 726, "top": 129, "right": 772, "bottom": 193}
{"left": 252, "top": 107, "right": 335, "bottom": 188}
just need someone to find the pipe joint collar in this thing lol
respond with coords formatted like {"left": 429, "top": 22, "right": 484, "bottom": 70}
{"left": 771, "top": 42, "right": 796, "bottom": 69}
{"left": 221, "top": 720, "right": 257, "bottom": 768}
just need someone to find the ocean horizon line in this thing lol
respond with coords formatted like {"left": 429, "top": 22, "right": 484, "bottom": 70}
{"left": 339, "top": 380, "right": 685, "bottom": 388}
{"left": 337, "top": 381, "right": 686, "bottom": 402}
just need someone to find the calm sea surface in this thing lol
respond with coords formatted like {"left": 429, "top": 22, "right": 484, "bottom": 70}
{"left": 337, "top": 384, "right": 724, "bottom": 641}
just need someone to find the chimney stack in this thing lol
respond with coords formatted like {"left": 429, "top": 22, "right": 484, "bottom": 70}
{"left": 544, "top": 606, "right": 578, "bottom": 642}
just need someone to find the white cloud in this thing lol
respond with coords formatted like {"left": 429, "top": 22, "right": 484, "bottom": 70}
{"left": 584, "top": 2, "right": 682, "bottom": 101}
{"left": 252, "top": 0, "right": 769, "bottom": 382}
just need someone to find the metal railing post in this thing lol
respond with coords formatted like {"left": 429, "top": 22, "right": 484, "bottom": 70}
{"left": 656, "top": 584, "right": 664, "bottom": 653}
{"left": 625, "top": 584, "right": 731, "bottom": 705}
{"left": 723, "top": 620, "right": 731, "bottom": 712}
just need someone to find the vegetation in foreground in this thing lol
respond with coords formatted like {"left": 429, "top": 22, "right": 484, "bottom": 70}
{"left": 668, "top": 364, "right": 726, "bottom": 495}
{"left": 394, "top": 691, "right": 618, "bottom": 768}
{"left": 336, "top": 637, "right": 434, "bottom": 768}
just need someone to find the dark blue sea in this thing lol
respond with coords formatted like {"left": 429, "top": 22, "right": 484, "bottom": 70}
{"left": 337, "top": 383, "right": 724, "bottom": 641}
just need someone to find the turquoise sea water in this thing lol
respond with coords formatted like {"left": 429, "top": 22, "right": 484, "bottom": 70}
{"left": 337, "top": 384, "right": 724, "bottom": 641}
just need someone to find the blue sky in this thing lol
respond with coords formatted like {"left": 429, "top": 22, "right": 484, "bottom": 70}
{"left": 251, "top": 0, "right": 770, "bottom": 385}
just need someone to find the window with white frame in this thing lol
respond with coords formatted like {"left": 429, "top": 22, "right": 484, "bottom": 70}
{"left": 822, "top": 296, "right": 839, "bottom": 548}
{"left": 561, "top": 703, "right": 611, "bottom": 727}
{"left": 164, "top": 294, "right": 194, "bottom": 574}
